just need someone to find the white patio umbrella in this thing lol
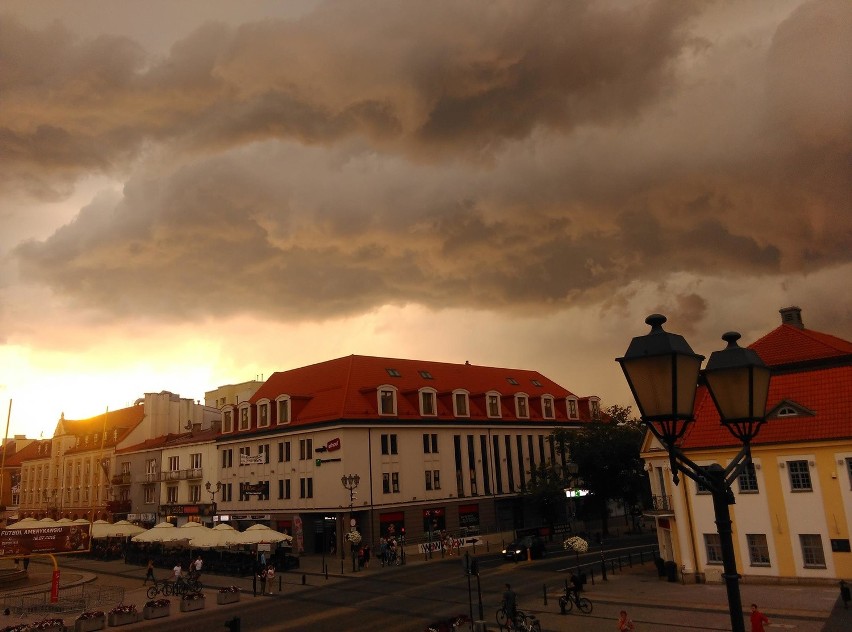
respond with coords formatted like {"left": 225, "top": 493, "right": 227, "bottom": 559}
{"left": 55, "top": 518, "right": 74, "bottom": 524}
{"left": 188, "top": 523, "right": 244, "bottom": 549}
{"left": 5, "top": 518, "right": 42, "bottom": 528}
{"left": 132, "top": 521, "right": 185, "bottom": 543}
{"left": 73, "top": 518, "right": 91, "bottom": 524}
{"left": 239, "top": 524, "right": 293, "bottom": 545}
{"left": 89, "top": 519, "right": 111, "bottom": 539}
{"left": 92, "top": 519, "right": 145, "bottom": 539}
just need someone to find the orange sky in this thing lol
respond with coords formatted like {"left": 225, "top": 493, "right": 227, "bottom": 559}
{"left": 1, "top": 0, "right": 850, "bottom": 439}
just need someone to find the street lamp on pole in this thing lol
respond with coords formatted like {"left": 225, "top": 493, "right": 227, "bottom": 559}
{"left": 205, "top": 481, "right": 222, "bottom": 523}
{"left": 341, "top": 474, "right": 360, "bottom": 572}
{"left": 617, "top": 314, "right": 770, "bottom": 632}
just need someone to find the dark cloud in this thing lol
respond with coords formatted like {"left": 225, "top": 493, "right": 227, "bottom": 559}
{"left": 8, "top": 0, "right": 852, "bottom": 325}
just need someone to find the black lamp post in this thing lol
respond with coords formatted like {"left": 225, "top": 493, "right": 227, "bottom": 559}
{"left": 341, "top": 474, "right": 360, "bottom": 572}
{"left": 205, "top": 481, "right": 222, "bottom": 522}
{"left": 617, "top": 314, "right": 770, "bottom": 632}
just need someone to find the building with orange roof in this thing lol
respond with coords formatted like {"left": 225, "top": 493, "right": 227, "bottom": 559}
{"left": 208, "top": 355, "right": 599, "bottom": 554}
{"left": 0, "top": 436, "right": 40, "bottom": 525}
{"left": 642, "top": 307, "right": 852, "bottom": 583}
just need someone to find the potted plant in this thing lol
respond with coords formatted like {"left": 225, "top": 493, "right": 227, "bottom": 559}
{"left": 142, "top": 598, "right": 170, "bottom": 620}
{"left": 107, "top": 604, "right": 138, "bottom": 627}
{"left": 179, "top": 591, "right": 206, "bottom": 612}
{"left": 216, "top": 585, "right": 241, "bottom": 605}
{"left": 0, "top": 624, "right": 30, "bottom": 632}
{"left": 30, "top": 621, "right": 65, "bottom": 632}
{"left": 75, "top": 610, "right": 106, "bottom": 632}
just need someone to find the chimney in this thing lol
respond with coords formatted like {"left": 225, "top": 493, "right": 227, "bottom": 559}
{"left": 779, "top": 306, "right": 804, "bottom": 329}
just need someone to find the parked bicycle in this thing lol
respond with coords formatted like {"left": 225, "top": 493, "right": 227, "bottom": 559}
{"left": 146, "top": 579, "right": 173, "bottom": 599}
{"left": 146, "top": 576, "right": 202, "bottom": 599}
{"left": 558, "top": 588, "right": 593, "bottom": 615}
{"left": 496, "top": 608, "right": 541, "bottom": 632}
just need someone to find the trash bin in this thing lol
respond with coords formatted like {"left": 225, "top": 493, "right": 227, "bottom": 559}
{"left": 840, "top": 579, "right": 850, "bottom": 609}
{"left": 654, "top": 556, "right": 666, "bottom": 577}
{"left": 664, "top": 560, "right": 678, "bottom": 583}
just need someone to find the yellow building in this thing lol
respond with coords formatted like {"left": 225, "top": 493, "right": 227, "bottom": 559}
{"left": 642, "top": 307, "right": 852, "bottom": 583}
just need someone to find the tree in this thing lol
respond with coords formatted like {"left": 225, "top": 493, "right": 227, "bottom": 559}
{"left": 522, "top": 461, "right": 568, "bottom": 531}
{"left": 551, "top": 404, "right": 647, "bottom": 537}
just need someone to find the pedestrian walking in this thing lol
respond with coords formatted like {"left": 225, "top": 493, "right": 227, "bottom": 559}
{"left": 363, "top": 544, "right": 371, "bottom": 568}
{"left": 750, "top": 603, "right": 769, "bottom": 632}
{"left": 144, "top": 559, "right": 155, "bottom": 585}
{"left": 192, "top": 555, "right": 203, "bottom": 578}
{"left": 617, "top": 609, "right": 635, "bottom": 631}
{"left": 173, "top": 562, "right": 182, "bottom": 581}
{"left": 265, "top": 565, "right": 275, "bottom": 594}
{"left": 259, "top": 566, "right": 268, "bottom": 595}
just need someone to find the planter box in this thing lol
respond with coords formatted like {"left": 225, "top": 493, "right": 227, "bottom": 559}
{"left": 75, "top": 616, "right": 106, "bottom": 632}
{"left": 216, "top": 592, "right": 241, "bottom": 605}
{"left": 142, "top": 605, "right": 170, "bottom": 620}
{"left": 180, "top": 597, "right": 205, "bottom": 612}
{"left": 107, "top": 612, "right": 139, "bottom": 627}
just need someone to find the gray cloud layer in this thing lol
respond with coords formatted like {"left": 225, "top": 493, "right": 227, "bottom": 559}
{"left": 5, "top": 0, "right": 851, "bottom": 324}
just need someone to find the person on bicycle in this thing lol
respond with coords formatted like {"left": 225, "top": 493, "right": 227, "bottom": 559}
{"left": 502, "top": 583, "right": 518, "bottom": 629}
{"left": 568, "top": 573, "right": 583, "bottom": 604}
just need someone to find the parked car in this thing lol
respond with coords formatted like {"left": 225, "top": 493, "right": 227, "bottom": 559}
{"left": 502, "top": 535, "right": 546, "bottom": 561}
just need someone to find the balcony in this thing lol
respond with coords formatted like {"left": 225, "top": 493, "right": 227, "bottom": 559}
{"left": 644, "top": 494, "right": 674, "bottom": 516}
{"left": 106, "top": 499, "right": 131, "bottom": 513}
{"left": 111, "top": 473, "right": 132, "bottom": 486}
{"left": 186, "top": 468, "right": 203, "bottom": 480}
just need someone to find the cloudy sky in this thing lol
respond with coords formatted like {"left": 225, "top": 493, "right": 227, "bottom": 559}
{"left": 1, "top": 0, "right": 850, "bottom": 439}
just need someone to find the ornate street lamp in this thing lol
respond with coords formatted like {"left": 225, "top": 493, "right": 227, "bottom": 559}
{"left": 205, "top": 481, "right": 222, "bottom": 522}
{"left": 341, "top": 474, "right": 361, "bottom": 572}
{"left": 617, "top": 315, "right": 770, "bottom": 632}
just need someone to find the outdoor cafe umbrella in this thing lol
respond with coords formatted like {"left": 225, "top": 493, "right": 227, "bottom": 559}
{"left": 239, "top": 524, "right": 293, "bottom": 545}
{"left": 132, "top": 521, "right": 184, "bottom": 544}
{"left": 188, "top": 523, "right": 244, "bottom": 549}
{"left": 92, "top": 519, "right": 145, "bottom": 539}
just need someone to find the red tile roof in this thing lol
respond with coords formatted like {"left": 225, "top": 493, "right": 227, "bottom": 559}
{"left": 248, "top": 355, "right": 585, "bottom": 429}
{"left": 679, "top": 322, "right": 852, "bottom": 450}
{"left": 750, "top": 324, "right": 852, "bottom": 367}
{"left": 61, "top": 404, "right": 146, "bottom": 453}
{"left": 116, "top": 428, "right": 219, "bottom": 454}
{"left": 3, "top": 440, "right": 50, "bottom": 466}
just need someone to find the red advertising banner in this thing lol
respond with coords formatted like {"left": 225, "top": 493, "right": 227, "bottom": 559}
{"left": 0, "top": 524, "right": 91, "bottom": 557}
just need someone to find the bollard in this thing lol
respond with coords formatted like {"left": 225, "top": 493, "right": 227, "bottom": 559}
{"left": 486, "top": 540, "right": 490, "bottom": 553}
{"left": 325, "top": 564, "right": 328, "bottom": 580}
{"left": 252, "top": 574, "right": 257, "bottom": 597}
{"left": 628, "top": 553, "right": 633, "bottom": 567}
{"left": 302, "top": 573, "right": 306, "bottom": 585}
{"left": 590, "top": 568, "right": 595, "bottom": 586}
{"left": 542, "top": 584, "right": 547, "bottom": 606}
{"left": 224, "top": 616, "right": 241, "bottom": 632}
{"left": 279, "top": 575, "right": 282, "bottom": 592}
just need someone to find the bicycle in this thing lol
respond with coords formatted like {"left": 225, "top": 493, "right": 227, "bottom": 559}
{"left": 146, "top": 580, "right": 173, "bottom": 599}
{"left": 558, "top": 589, "right": 593, "bottom": 615}
{"left": 496, "top": 608, "right": 540, "bottom": 632}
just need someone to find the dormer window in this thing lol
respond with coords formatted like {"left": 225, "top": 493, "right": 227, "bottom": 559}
{"left": 420, "top": 388, "right": 437, "bottom": 416}
{"left": 238, "top": 405, "right": 250, "bottom": 431}
{"left": 486, "top": 391, "right": 502, "bottom": 418}
{"left": 542, "top": 396, "right": 555, "bottom": 420}
{"left": 257, "top": 400, "right": 270, "bottom": 428}
{"left": 222, "top": 408, "right": 234, "bottom": 433}
{"left": 567, "top": 397, "right": 579, "bottom": 420}
{"left": 515, "top": 394, "right": 529, "bottom": 419}
{"left": 531, "top": 379, "right": 542, "bottom": 387}
{"left": 777, "top": 406, "right": 797, "bottom": 417}
{"left": 378, "top": 385, "right": 398, "bottom": 416}
{"left": 453, "top": 390, "right": 470, "bottom": 417}
{"left": 589, "top": 397, "right": 601, "bottom": 420}
{"left": 276, "top": 396, "right": 291, "bottom": 425}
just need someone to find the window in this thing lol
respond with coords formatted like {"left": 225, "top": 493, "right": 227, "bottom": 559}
{"left": 423, "top": 434, "right": 438, "bottom": 454}
{"left": 454, "top": 391, "right": 469, "bottom": 417}
{"left": 515, "top": 394, "right": 529, "bottom": 418}
{"left": 542, "top": 396, "right": 554, "bottom": 419}
{"left": 425, "top": 471, "right": 433, "bottom": 490}
{"left": 381, "top": 434, "right": 398, "bottom": 456}
{"left": 590, "top": 398, "right": 601, "bottom": 420}
{"left": 223, "top": 410, "right": 233, "bottom": 433}
{"left": 704, "top": 533, "right": 723, "bottom": 564}
{"left": 379, "top": 388, "right": 397, "bottom": 415}
{"left": 259, "top": 444, "right": 270, "bottom": 464}
{"left": 258, "top": 403, "right": 269, "bottom": 427}
{"left": 222, "top": 483, "right": 232, "bottom": 502}
{"left": 419, "top": 370, "right": 433, "bottom": 379}
{"left": 222, "top": 449, "right": 233, "bottom": 469}
{"left": 189, "top": 485, "right": 201, "bottom": 503}
{"left": 420, "top": 389, "right": 436, "bottom": 416}
{"left": 168, "top": 456, "right": 179, "bottom": 471}
{"left": 284, "top": 479, "right": 291, "bottom": 499}
{"left": 845, "top": 458, "right": 852, "bottom": 489}
{"left": 299, "top": 439, "right": 313, "bottom": 460}
{"left": 239, "top": 407, "right": 250, "bottom": 431}
{"left": 567, "top": 397, "right": 578, "bottom": 419}
{"left": 799, "top": 534, "right": 826, "bottom": 568}
{"left": 738, "top": 462, "right": 759, "bottom": 493}
{"left": 146, "top": 459, "right": 158, "bottom": 475}
{"left": 487, "top": 393, "right": 501, "bottom": 418}
{"left": 747, "top": 534, "right": 771, "bottom": 566}
{"left": 277, "top": 397, "right": 291, "bottom": 424}
{"left": 788, "top": 460, "right": 812, "bottom": 491}
{"left": 531, "top": 379, "right": 542, "bottom": 387}
{"left": 433, "top": 470, "right": 441, "bottom": 490}
{"left": 190, "top": 453, "right": 202, "bottom": 469}
{"left": 300, "top": 477, "right": 313, "bottom": 499}
{"left": 506, "top": 377, "right": 518, "bottom": 385}
{"left": 392, "top": 472, "right": 400, "bottom": 493}
{"left": 144, "top": 486, "right": 155, "bottom": 504}
{"left": 383, "top": 473, "right": 391, "bottom": 494}
{"left": 167, "top": 486, "right": 178, "bottom": 504}
{"left": 279, "top": 441, "right": 291, "bottom": 463}
{"left": 467, "top": 435, "right": 477, "bottom": 495}
{"left": 386, "top": 368, "right": 401, "bottom": 377}
{"left": 777, "top": 406, "right": 798, "bottom": 417}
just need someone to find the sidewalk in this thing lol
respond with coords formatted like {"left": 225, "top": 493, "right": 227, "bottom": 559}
{"left": 6, "top": 551, "right": 851, "bottom": 631}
